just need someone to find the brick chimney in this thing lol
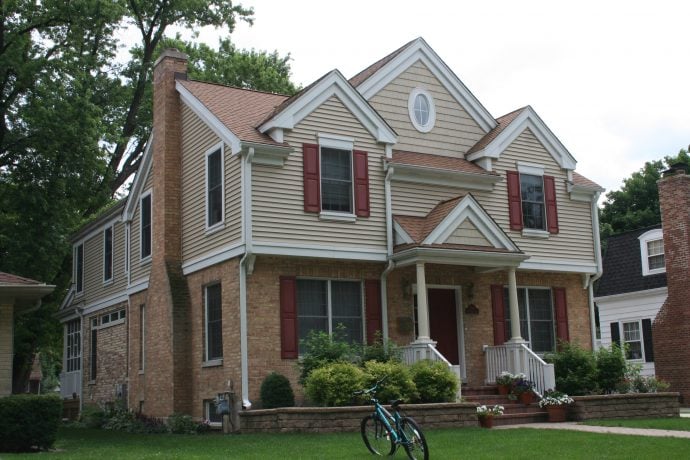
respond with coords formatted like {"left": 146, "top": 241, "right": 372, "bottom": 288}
{"left": 137, "top": 49, "right": 192, "bottom": 417}
{"left": 654, "top": 164, "right": 690, "bottom": 403}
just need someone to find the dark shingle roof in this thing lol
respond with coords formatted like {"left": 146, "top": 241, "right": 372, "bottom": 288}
{"left": 595, "top": 225, "right": 667, "bottom": 297}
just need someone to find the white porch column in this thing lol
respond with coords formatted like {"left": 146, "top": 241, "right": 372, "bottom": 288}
{"left": 507, "top": 267, "right": 524, "bottom": 342}
{"left": 415, "top": 262, "right": 431, "bottom": 342}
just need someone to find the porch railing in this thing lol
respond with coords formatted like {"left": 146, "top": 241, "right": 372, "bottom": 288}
{"left": 484, "top": 342, "right": 555, "bottom": 397}
{"left": 401, "top": 342, "right": 462, "bottom": 398}
{"left": 60, "top": 371, "right": 81, "bottom": 399}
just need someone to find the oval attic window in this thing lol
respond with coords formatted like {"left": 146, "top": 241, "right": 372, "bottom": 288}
{"left": 408, "top": 88, "right": 436, "bottom": 133}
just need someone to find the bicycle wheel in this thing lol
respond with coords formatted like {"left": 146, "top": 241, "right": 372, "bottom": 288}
{"left": 360, "top": 415, "right": 395, "bottom": 456}
{"left": 400, "top": 417, "right": 428, "bottom": 460}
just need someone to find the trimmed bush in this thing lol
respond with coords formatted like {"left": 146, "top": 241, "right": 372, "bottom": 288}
{"left": 260, "top": 372, "right": 295, "bottom": 409}
{"left": 410, "top": 360, "right": 459, "bottom": 403}
{"left": 80, "top": 404, "right": 106, "bottom": 428}
{"left": 298, "top": 327, "right": 357, "bottom": 384}
{"left": 305, "top": 362, "right": 365, "bottom": 406}
{"left": 595, "top": 344, "right": 627, "bottom": 393}
{"left": 362, "top": 360, "right": 418, "bottom": 403}
{"left": 168, "top": 413, "right": 201, "bottom": 434}
{"left": 361, "top": 332, "right": 401, "bottom": 363}
{"left": 545, "top": 342, "right": 598, "bottom": 395}
{"left": 0, "top": 394, "right": 62, "bottom": 452}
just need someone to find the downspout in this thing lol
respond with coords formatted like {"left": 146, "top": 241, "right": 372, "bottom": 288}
{"left": 239, "top": 147, "right": 254, "bottom": 409}
{"left": 380, "top": 164, "right": 396, "bottom": 343}
{"left": 77, "top": 306, "right": 85, "bottom": 413}
{"left": 586, "top": 191, "right": 603, "bottom": 350}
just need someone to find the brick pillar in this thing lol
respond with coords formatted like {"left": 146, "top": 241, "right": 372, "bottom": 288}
{"left": 654, "top": 164, "right": 690, "bottom": 403}
{"left": 144, "top": 49, "right": 193, "bottom": 417}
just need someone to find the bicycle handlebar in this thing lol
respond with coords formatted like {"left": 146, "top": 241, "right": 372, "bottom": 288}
{"left": 353, "top": 375, "right": 389, "bottom": 396}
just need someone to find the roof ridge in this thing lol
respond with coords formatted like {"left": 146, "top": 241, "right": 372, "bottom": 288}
{"left": 348, "top": 38, "right": 419, "bottom": 87}
{"left": 184, "top": 78, "right": 292, "bottom": 98}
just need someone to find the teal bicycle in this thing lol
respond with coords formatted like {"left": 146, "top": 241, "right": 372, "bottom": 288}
{"left": 354, "top": 379, "right": 429, "bottom": 460}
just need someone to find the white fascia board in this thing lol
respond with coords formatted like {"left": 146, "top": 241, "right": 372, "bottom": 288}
{"left": 518, "top": 258, "right": 597, "bottom": 274}
{"left": 467, "top": 107, "right": 577, "bottom": 170}
{"left": 593, "top": 286, "right": 667, "bottom": 304}
{"left": 391, "top": 163, "right": 500, "bottom": 191}
{"left": 252, "top": 241, "right": 388, "bottom": 262}
{"left": 357, "top": 38, "right": 496, "bottom": 133}
{"left": 568, "top": 183, "right": 602, "bottom": 202}
{"left": 58, "top": 285, "right": 76, "bottom": 312}
{"left": 392, "top": 247, "right": 528, "bottom": 268}
{"left": 124, "top": 137, "right": 154, "bottom": 221}
{"left": 422, "top": 195, "right": 519, "bottom": 251}
{"left": 259, "top": 70, "right": 397, "bottom": 145}
{"left": 242, "top": 142, "right": 292, "bottom": 167}
{"left": 393, "top": 221, "right": 415, "bottom": 244}
{"left": 181, "top": 242, "right": 245, "bottom": 275}
{"left": 127, "top": 278, "right": 149, "bottom": 295}
{"left": 176, "top": 81, "right": 242, "bottom": 154}
{"left": 81, "top": 292, "right": 129, "bottom": 316}
{"left": 73, "top": 214, "right": 123, "bottom": 248}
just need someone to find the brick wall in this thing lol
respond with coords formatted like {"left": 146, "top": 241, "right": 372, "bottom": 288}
{"left": 569, "top": 393, "right": 680, "bottom": 421}
{"left": 127, "top": 289, "right": 147, "bottom": 411}
{"left": 654, "top": 170, "right": 690, "bottom": 403}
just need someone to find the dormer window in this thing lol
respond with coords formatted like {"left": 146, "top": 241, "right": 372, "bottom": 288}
{"left": 639, "top": 228, "right": 665, "bottom": 276}
{"left": 408, "top": 88, "right": 436, "bottom": 133}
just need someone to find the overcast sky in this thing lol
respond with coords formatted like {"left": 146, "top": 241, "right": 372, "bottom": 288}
{"left": 186, "top": 0, "right": 689, "bottom": 200}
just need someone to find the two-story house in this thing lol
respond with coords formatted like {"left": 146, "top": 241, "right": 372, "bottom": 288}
{"left": 58, "top": 38, "right": 604, "bottom": 419}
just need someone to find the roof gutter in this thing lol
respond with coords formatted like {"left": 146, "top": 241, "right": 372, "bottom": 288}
{"left": 239, "top": 147, "right": 255, "bottom": 410}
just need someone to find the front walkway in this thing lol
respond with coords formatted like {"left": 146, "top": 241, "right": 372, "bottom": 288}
{"left": 498, "top": 422, "right": 690, "bottom": 439}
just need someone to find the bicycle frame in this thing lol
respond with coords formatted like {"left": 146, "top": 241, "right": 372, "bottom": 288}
{"left": 371, "top": 400, "right": 412, "bottom": 447}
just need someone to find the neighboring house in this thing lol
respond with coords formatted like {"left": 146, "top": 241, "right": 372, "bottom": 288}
{"left": 0, "top": 272, "right": 54, "bottom": 397}
{"left": 594, "top": 226, "right": 665, "bottom": 376}
{"left": 57, "top": 38, "right": 604, "bottom": 419}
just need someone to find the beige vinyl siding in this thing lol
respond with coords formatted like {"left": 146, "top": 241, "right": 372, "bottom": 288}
{"left": 445, "top": 220, "right": 491, "bottom": 246}
{"left": 392, "top": 128, "right": 595, "bottom": 264}
{"left": 252, "top": 96, "right": 387, "bottom": 251}
{"left": 181, "top": 104, "right": 242, "bottom": 263}
{"left": 129, "top": 168, "right": 153, "bottom": 284}
{"left": 368, "top": 61, "right": 485, "bottom": 157}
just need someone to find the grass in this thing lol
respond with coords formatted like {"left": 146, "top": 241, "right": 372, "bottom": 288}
{"left": 582, "top": 417, "right": 690, "bottom": 431}
{"left": 3, "top": 426, "right": 690, "bottom": 459}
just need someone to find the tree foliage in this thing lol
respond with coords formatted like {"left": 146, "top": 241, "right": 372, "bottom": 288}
{"left": 599, "top": 147, "right": 689, "bottom": 239}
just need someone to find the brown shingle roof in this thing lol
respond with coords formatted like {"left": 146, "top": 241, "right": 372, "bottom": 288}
{"left": 178, "top": 80, "right": 289, "bottom": 146}
{"left": 467, "top": 107, "right": 527, "bottom": 154}
{"left": 0, "top": 272, "right": 42, "bottom": 285}
{"left": 395, "top": 196, "right": 465, "bottom": 243}
{"left": 349, "top": 39, "right": 418, "bottom": 87}
{"left": 390, "top": 150, "right": 498, "bottom": 176}
{"left": 572, "top": 171, "right": 604, "bottom": 190}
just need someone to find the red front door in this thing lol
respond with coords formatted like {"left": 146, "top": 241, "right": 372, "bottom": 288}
{"left": 428, "top": 289, "right": 459, "bottom": 365}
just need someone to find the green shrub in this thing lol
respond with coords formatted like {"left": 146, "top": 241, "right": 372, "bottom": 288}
{"left": 297, "top": 326, "right": 358, "bottom": 384}
{"left": 631, "top": 375, "right": 670, "bottom": 393}
{"left": 409, "top": 360, "right": 459, "bottom": 403}
{"left": 102, "top": 406, "right": 167, "bottom": 434}
{"left": 80, "top": 404, "right": 106, "bottom": 428}
{"left": 362, "top": 360, "right": 418, "bottom": 403}
{"left": 260, "top": 372, "right": 295, "bottom": 409}
{"left": 0, "top": 394, "right": 62, "bottom": 452}
{"left": 305, "top": 362, "right": 365, "bottom": 406}
{"left": 361, "top": 332, "right": 401, "bottom": 363}
{"left": 168, "top": 413, "right": 199, "bottom": 434}
{"left": 545, "top": 341, "right": 598, "bottom": 395}
{"left": 595, "top": 343, "right": 627, "bottom": 393}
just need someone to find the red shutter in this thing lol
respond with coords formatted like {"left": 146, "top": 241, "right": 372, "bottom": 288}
{"left": 553, "top": 287, "right": 569, "bottom": 343}
{"left": 365, "top": 279, "right": 382, "bottom": 344}
{"left": 353, "top": 150, "right": 370, "bottom": 217}
{"left": 302, "top": 144, "right": 320, "bottom": 213}
{"left": 544, "top": 175, "right": 559, "bottom": 234}
{"left": 491, "top": 285, "right": 507, "bottom": 345}
{"left": 506, "top": 171, "right": 523, "bottom": 231}
{"left": 280, "top": 276, "right": 298, "bottom": 359}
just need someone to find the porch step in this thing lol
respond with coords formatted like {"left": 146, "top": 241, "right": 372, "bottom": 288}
{"left": 464, "top": 385, "right": 549, "bottom": 426}
{"left": 462, "top": 385, "right": 501, "bottom": 396}
{"left": 493, "top": 411, "right": 548, "bottom": 426}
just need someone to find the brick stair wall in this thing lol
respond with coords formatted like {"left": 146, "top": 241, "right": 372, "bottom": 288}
{"left": 464, "top": 385, "right": 548, "bottom": 425}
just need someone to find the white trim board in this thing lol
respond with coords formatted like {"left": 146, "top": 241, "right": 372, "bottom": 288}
{"left": 252, "top": 241, "right": 388, "bottom": 261}
{"left": 181, "top": 242, "right": 245, "bottom": 275}
{"left": 518, "top": 258, "right": 597, "bottom": 274}
{"left": 593, "top": 286, "right": 667, "bottom": 303}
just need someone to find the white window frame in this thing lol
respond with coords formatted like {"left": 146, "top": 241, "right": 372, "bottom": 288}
{"left": 103, "top": 225, "right": 114, "bottom": 284}
{"left": 140, "top": 189, "right": 152, "bottom": 262}
{"left": 317, "top": 133, "right": 356, "bottom": 220}
{"left": 639, "top": 229, "right": 665, "bottom": 276}
{"left": 205, "top": 142, "right": 225, "bottom": 233}
{"left": 408, "top": 87, "right": 436, "bottom": 133}
{"left": 204, "top": 283, "right": 223, "bottom": 364}
{"left": 94, "top": 308, "right": 126, "bottom": 330}
{"left": 65, "top": 319, "right": 81, "bottom": 373}
{"left": 505, "top": 286, "right": 556, "bottom": 353}
{"left": 74, "top": 243, "right": 84, "bottom": 295}
{"left": 296, "top": 278, "right": 365, "bottom": 354}
{"left": 516, "top": 162, "right": 549, "bottom": 237}
{"left": 204, "top": 399, "right": 223, "bottom": 427}
{"left": 139, "top": 304, "right": 145, "bottom": 373}
{"left": 620, "top": 320, "right": 645, "bottom": 362}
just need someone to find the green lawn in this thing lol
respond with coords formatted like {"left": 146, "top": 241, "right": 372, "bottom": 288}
{"left": 3, "top": 426, "right": 690, "bottom": 459}
{"left": 582, "top": 417, "right": 690, "bottom": 432}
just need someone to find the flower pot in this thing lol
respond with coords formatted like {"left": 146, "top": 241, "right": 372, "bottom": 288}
{"left": 497, "top": 384, "right": 510, "bottom": 395}
{"left": 478, "top": 415, "right": 494, "bottom": 428}
{"left": 519, "top": 391, "right": 535, "bottom": 405}
{"left": 546, "top": 405, "right": 567, "bottom": 422}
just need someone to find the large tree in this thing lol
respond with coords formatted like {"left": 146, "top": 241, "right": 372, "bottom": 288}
{"left": 599, "top": 147, "right": 690, "bottom": 239}
{"left": 1, "top": 0, "right": 298, "bottom": 391}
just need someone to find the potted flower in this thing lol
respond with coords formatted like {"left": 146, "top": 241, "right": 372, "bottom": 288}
{"left": 495, "top": 371, "right": 513, "bottom": 395}
{"left": 511, "top": 374, "right": 536, "bottom": 405}
{"left": 476, "top": 405, "right": 504, "bottom": 428}
{"left": 538, "top": 389, "right": 574, "bottom": 422}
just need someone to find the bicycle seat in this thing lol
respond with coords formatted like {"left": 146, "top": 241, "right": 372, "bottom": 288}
{"left": 390, "top": 399, "right": 404, "bottom": 408}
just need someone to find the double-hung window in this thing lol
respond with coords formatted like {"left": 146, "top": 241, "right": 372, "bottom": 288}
{"left": 103, "top": 226, "right": 113, "bottom": 283}
{"left": 504, "top": 287, "right": 555, "bottom": 353}
{"left": 296, "top": 279, "right": 362, "bottom": 353}
{"left": 520, "top": 174, "right": 546, "bottom": 230}
{"left": 75, "top": 243, "right": 84, "bottom": 294}
{"left": 206, "top": 145, "right": 224, "bottom": 229}
{"left": 205, "top": 284, "right": 223, "bottom": 362}
{"left": 507, "top": 163, "right": 558, "bottom": 234}
{"left": 65, "top": 319, "right": 81, "bottom": 372}
{"left": 622, "top": 321, "right": 643, "bottom": 360}
{"left": 140, "top": 192, "right": 152, "bottom": 260}
{"left": 321, "top": 147, "right": 353, "bottom": 213}
{"left": 639, "top": 229, "right": 665, "bottom": 276}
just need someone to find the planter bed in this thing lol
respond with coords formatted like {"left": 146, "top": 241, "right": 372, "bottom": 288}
{"left": 569, "top": 392, "right": 680, "bottom": 421}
